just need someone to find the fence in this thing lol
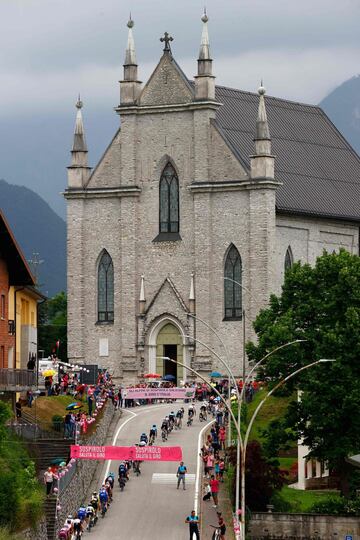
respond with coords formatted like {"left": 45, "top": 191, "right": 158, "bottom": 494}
{"left": 0, "top": 368, "right": 36, "bottom": 389}
{"left": 9, "top": 421, "right": 75, "bottom": 441}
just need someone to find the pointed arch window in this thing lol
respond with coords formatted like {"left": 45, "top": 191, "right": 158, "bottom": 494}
{"left": 284, "top": 246, "right": 293, "bottom": 273}
{"left": 159, "top": 163, "right": 179, "bottom": 234}
{"left": 97, "top": 251, "right": 114, "bottom": 323}
{"left": 224, "top": 245, "right": 242, "bottom": 320}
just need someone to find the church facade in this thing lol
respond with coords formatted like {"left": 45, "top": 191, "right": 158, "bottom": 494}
{"left": 64, "top": 16, "right": 360, "bottom": 381}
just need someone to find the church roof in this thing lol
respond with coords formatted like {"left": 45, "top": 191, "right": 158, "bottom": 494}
{"left": 213, "top": 85, "right": 360, "bottom": 222}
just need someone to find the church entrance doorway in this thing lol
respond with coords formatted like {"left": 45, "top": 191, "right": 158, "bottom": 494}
{"left": 155, "top": 322, "right": 183, "bottom": 384}
{"left": 163, "top": 344, "right": 177, "bottom": 382}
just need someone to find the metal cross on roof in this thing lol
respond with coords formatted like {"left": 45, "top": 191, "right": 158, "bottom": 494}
{"left": 160, "top": 32, "right": 173, "bottom": 52}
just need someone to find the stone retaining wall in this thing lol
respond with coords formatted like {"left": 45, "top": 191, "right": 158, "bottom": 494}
{"left": 56, "top": 402, "right": 116, "bottom": 531}
{"left": 22, "top": 517, "right": 48, "bottom": 540}
{"left": 249, "top": 512, "right": 360, "bottom": 539}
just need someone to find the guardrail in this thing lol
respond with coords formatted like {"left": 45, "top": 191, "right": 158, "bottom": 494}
{"left": 0, "top": 368, "right": 36, "bottom": 389}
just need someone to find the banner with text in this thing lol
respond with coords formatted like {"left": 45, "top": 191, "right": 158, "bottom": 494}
{"left": 123, "top": 387, "right": 195, "bottom": 399}
{"left": 70, "top": 445, "right": 182, "bottom": 462}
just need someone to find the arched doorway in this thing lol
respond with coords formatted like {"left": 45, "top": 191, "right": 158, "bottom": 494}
{"left": 155, "top": 323, "right": 183, "bottom": 384}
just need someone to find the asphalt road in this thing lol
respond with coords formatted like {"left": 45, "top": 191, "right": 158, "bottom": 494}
{"left": 89, "top": 403, "right": 211, "bottom": 540}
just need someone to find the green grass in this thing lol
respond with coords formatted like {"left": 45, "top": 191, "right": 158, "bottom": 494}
{"left": 231, "top": 388, "right": 295, "bottom": 444}
{"left": 25, "top": 395, "right": 80, "bottom": 425}
{"left": 279, "top": 485, "right": 335, "bottom": 512}
{"left": 277, "top": 457, "right": 297, "bottom": 471}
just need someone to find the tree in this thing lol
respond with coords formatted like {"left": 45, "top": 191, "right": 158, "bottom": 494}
{"left": 228, "top": 440, "right": 287, "bottom": 511}
{"left": 247, "top": 249, "right": 360, "bottom": 497}
{"left": 38, "top": 292, "right": 67, "bottom": 359}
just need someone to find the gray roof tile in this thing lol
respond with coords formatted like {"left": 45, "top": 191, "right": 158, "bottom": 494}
{"left": 214, "top": 85, "right": 360, "bottom": 222}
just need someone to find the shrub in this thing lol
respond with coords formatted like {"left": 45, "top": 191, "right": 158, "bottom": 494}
{"left": 309, "top": 496, "right": 360, "bottom": 515}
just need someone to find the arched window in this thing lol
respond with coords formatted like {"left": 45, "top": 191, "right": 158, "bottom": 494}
{"left": 224, "top": 245, "right": 242, "bottom": 320}
{"left": 98, "top": 250, "right": 114, "bottom": 322}
{"left": 284, "top": 246, "right": 293, "bottom": 273}
{"left": 159, "top": 163, "right": 179, "bottom": 233}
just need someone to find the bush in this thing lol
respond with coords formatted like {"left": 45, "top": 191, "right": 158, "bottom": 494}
{"left": 52, "top": 414, "right": 63, "bottom": 432}
{"left": 309, "top": 496, "right": 360, "bottom": 515}
{"left": 270, "top": 490, "right": 292, "bottom": 512}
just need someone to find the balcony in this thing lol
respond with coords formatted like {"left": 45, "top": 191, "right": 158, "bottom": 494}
{"left": 0, "top": 369, "right": 36, "bottom": 391}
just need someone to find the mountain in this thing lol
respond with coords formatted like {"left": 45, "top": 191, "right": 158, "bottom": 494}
{"left": 320, "top": 75, "right": 360, "bottom": 155}
{"left": 0, "top": 179, "right": 66, "bottom": 296}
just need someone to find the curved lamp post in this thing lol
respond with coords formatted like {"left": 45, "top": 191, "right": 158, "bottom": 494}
{"left": 187, "top": 313, "right": 233, "bottom": 446}
{"left": 238, "top": 358, "right": 335, "bottom": 540}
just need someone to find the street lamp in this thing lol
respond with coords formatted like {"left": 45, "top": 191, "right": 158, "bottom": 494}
{"left": 187, "top": 313, "right": 233, "bottom": 446}
{"left": 238, "top": 359, "right": 335, "bottom": 540}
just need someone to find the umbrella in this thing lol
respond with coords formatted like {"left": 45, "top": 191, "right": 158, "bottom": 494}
{"left": 162, "top": 374, "right": 176, "bottom": 381}
{"left": 50, "top": 458, "right": 67, "bottom": 465}
{"left": 209, "top": 371, "right": 222, "bottom": 378}
{"left": 144, "top": 373, "right": 161, "bottom": 379}
{"left": 66, "top": 402, "right": 83, "bottom": 411}
{"left": 42, "top": 369, "right": 56, "bottom": 377}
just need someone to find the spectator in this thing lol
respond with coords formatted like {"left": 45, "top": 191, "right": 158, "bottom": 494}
{"left": 44, "top": 467, "right": 54, "bottom": 495}
{"left": 15, "top": 399, "right": 22, "bottom": 419}
{"left": 176, "top": 461, "right": 187, "bottom": 490}
{"left": 216, "top": 511, "right": 226, "bottom": 539}
{"left": 210, "top": 475, "right": 219, "bottom": 508}
{"left": 26, "top": 389, "right": 33, "bottom": 408}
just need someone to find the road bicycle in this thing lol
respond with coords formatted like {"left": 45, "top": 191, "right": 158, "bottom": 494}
{"left": 210, "top": 525, "right": 222, "bottom": 540}
{"left": 199, "top": 410, "right": 207, "bottom": 422}
{"left": 149, "top": 433, "right": 155, "bottom": 445}
{"left": 161, "top": 428, "right": 167, "bottom": 441}
{"left": 187, "top": 416, "right": 193, "bottom": 427}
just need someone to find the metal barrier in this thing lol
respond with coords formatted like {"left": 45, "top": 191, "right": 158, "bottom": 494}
{"left": 58, "top": 461, "right": 77, "bottom": 493}
{"left": 9, "top": 421, "right": 75, "bottom": 441}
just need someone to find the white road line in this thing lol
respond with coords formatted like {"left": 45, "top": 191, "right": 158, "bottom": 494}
{"left": 194, "top": 419, "right": 215, "bottom": 514}
{"left": 103, "top": 404, "right": 171, "bottom": 482}
{"left": 152, "top": 473, "right": 196, "bottom": 484}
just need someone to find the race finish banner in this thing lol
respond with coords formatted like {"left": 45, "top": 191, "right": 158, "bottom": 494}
{"left": 70, "top": 445, "right": 182, "bottom": 462}
{"left": 123, "top": 387, "right": 195, "bottom": 399}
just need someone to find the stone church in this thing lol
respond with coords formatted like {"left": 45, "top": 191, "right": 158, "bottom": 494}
{"left": 65, "top": 15, "right": 360, "bottom": 382}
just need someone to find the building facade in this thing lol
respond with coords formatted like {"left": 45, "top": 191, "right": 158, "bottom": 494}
{"left": 65, "top": 16, "right": 360, "bottom": 382}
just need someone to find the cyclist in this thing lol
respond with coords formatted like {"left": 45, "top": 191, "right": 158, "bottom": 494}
{"left": 105, "top": 472, "right": 115, "bottom": 489}
{"left": 169, "top": 411, "right": 176, "bottom": 426}
{"left": 188, "top": 404, "right": 196, "bottom": 417}
{"left": 77, "top": 504, "right": 87, "bottom": 523}
{"left": 85, "top": 502, "right": 96, "bottom": 530}
{"left": 118, "top": 462, "right": 128, "bottom": 481}
{"left": 199, "top": 403, "right": 207, "bottom": 421}
{"left": 72, "top": 515, "right": 83, "bottom": 539}
{"left": 140, "top": 432, "right": 148, "bottom": 445}
{"left": 90, "top": 492, "right": 99, "bottom": 511}
{"left": 176, "top": 409, "right": 183, "bottom": 428}
{"left": 105, "top": 480, "right": 113, "bottom": 502}
{"left": 99, "top": 485, "right": 108, "bottom": 516}
{"left": 149, "top": 424, "right": 157, "bottom": 444}
{"left": 161, "top": 417, "right": 169, "bottom": 439}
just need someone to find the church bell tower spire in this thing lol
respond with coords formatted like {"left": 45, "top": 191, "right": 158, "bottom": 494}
{"left": 250, "top": 83, "right": 275, "bottom": 181}
{"left": 120, "top": 16, "right": 142, "bottom": 106}
{"left": 67, "top": 96, "right": 91, "bottom": 188}
{"left": 195, "top": 9, "right": 215, "bottom": 101}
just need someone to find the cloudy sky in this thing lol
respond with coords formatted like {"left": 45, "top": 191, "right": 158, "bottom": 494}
{"left": 0, "top": 0, "right": 359, "bottom": 216}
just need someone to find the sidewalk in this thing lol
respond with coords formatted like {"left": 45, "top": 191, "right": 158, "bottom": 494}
{"left": 200, "top": 429, "right": 235, "bottom": 540}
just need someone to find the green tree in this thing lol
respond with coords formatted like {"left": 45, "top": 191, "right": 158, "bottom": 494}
{"left": 38, "top": 291, "right": 67, "bottom": 359}
{"left": 247, "top": 249, "right": 360, "bottom": 497}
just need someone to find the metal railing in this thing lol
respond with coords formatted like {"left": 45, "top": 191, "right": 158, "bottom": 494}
{"left": 9, "top": 420, "right": 75, "bottom": 440}
{"left": 0, "top": 368, "right": 36, "bottom": 389}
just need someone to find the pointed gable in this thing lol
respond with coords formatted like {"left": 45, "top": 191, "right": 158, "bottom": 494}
{"left": 145, "top": 277, "right": 189, "bottom": 328}
{"left": 140, "top": 53, "right": 194, "bottom": 107}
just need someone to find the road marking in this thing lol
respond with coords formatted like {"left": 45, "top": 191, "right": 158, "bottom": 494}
{"left": 103, "top": 404, "right": 172, "bottom": 482}
{"left": 152, "top": 473, "right": 196, "bottom": 485}
{"left": 194, "top": 418, "right": 215, "bottom": 514}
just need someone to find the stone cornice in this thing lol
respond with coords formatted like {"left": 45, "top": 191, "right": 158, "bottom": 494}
{"left": 63, "top": 185, "right": 142, "bottom": 200}
{"left": 189, "top": 179, "right": 281, "bottom": 193}
{"left": 115, "top": 100, "right": 222, "bottom": 116}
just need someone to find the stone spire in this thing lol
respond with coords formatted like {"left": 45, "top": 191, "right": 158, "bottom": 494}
{"left": 120, "top": 16, "right": 142, "bottom": 106}
{"left": 189, "top": 273, "right": 195, "bottom": 313}
{"left": 195, "top": 9, "right": 215, "bottom": 100}
{"left": 139, "top": 275, "right": 146, "bottom": 314}
{"left": 250, "top": 83, "right": 275, "bottom": 181}
{"left": 67, "top": 96, "right": 91, "bottom": 188}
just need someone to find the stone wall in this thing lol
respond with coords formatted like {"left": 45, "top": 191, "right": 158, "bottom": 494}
{"left": 248, "top": 512, "right": 360, "bottom": 539}
{"left": 22, "top": 517, "right": 48, "bottom": 540}
{"left": 56, "top": 402, "right": 115, "bottom": 532}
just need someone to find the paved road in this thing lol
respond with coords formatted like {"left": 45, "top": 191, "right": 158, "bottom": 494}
{"left": 89, "top": 403, "right": 211, "bottom": 539}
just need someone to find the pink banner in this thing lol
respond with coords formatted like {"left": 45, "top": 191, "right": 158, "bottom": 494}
{"left": 123, "top": 387, "right": 195, "bottom": 399}
{"left": 70, "top": 445, "right": 182, "bottom": 462}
